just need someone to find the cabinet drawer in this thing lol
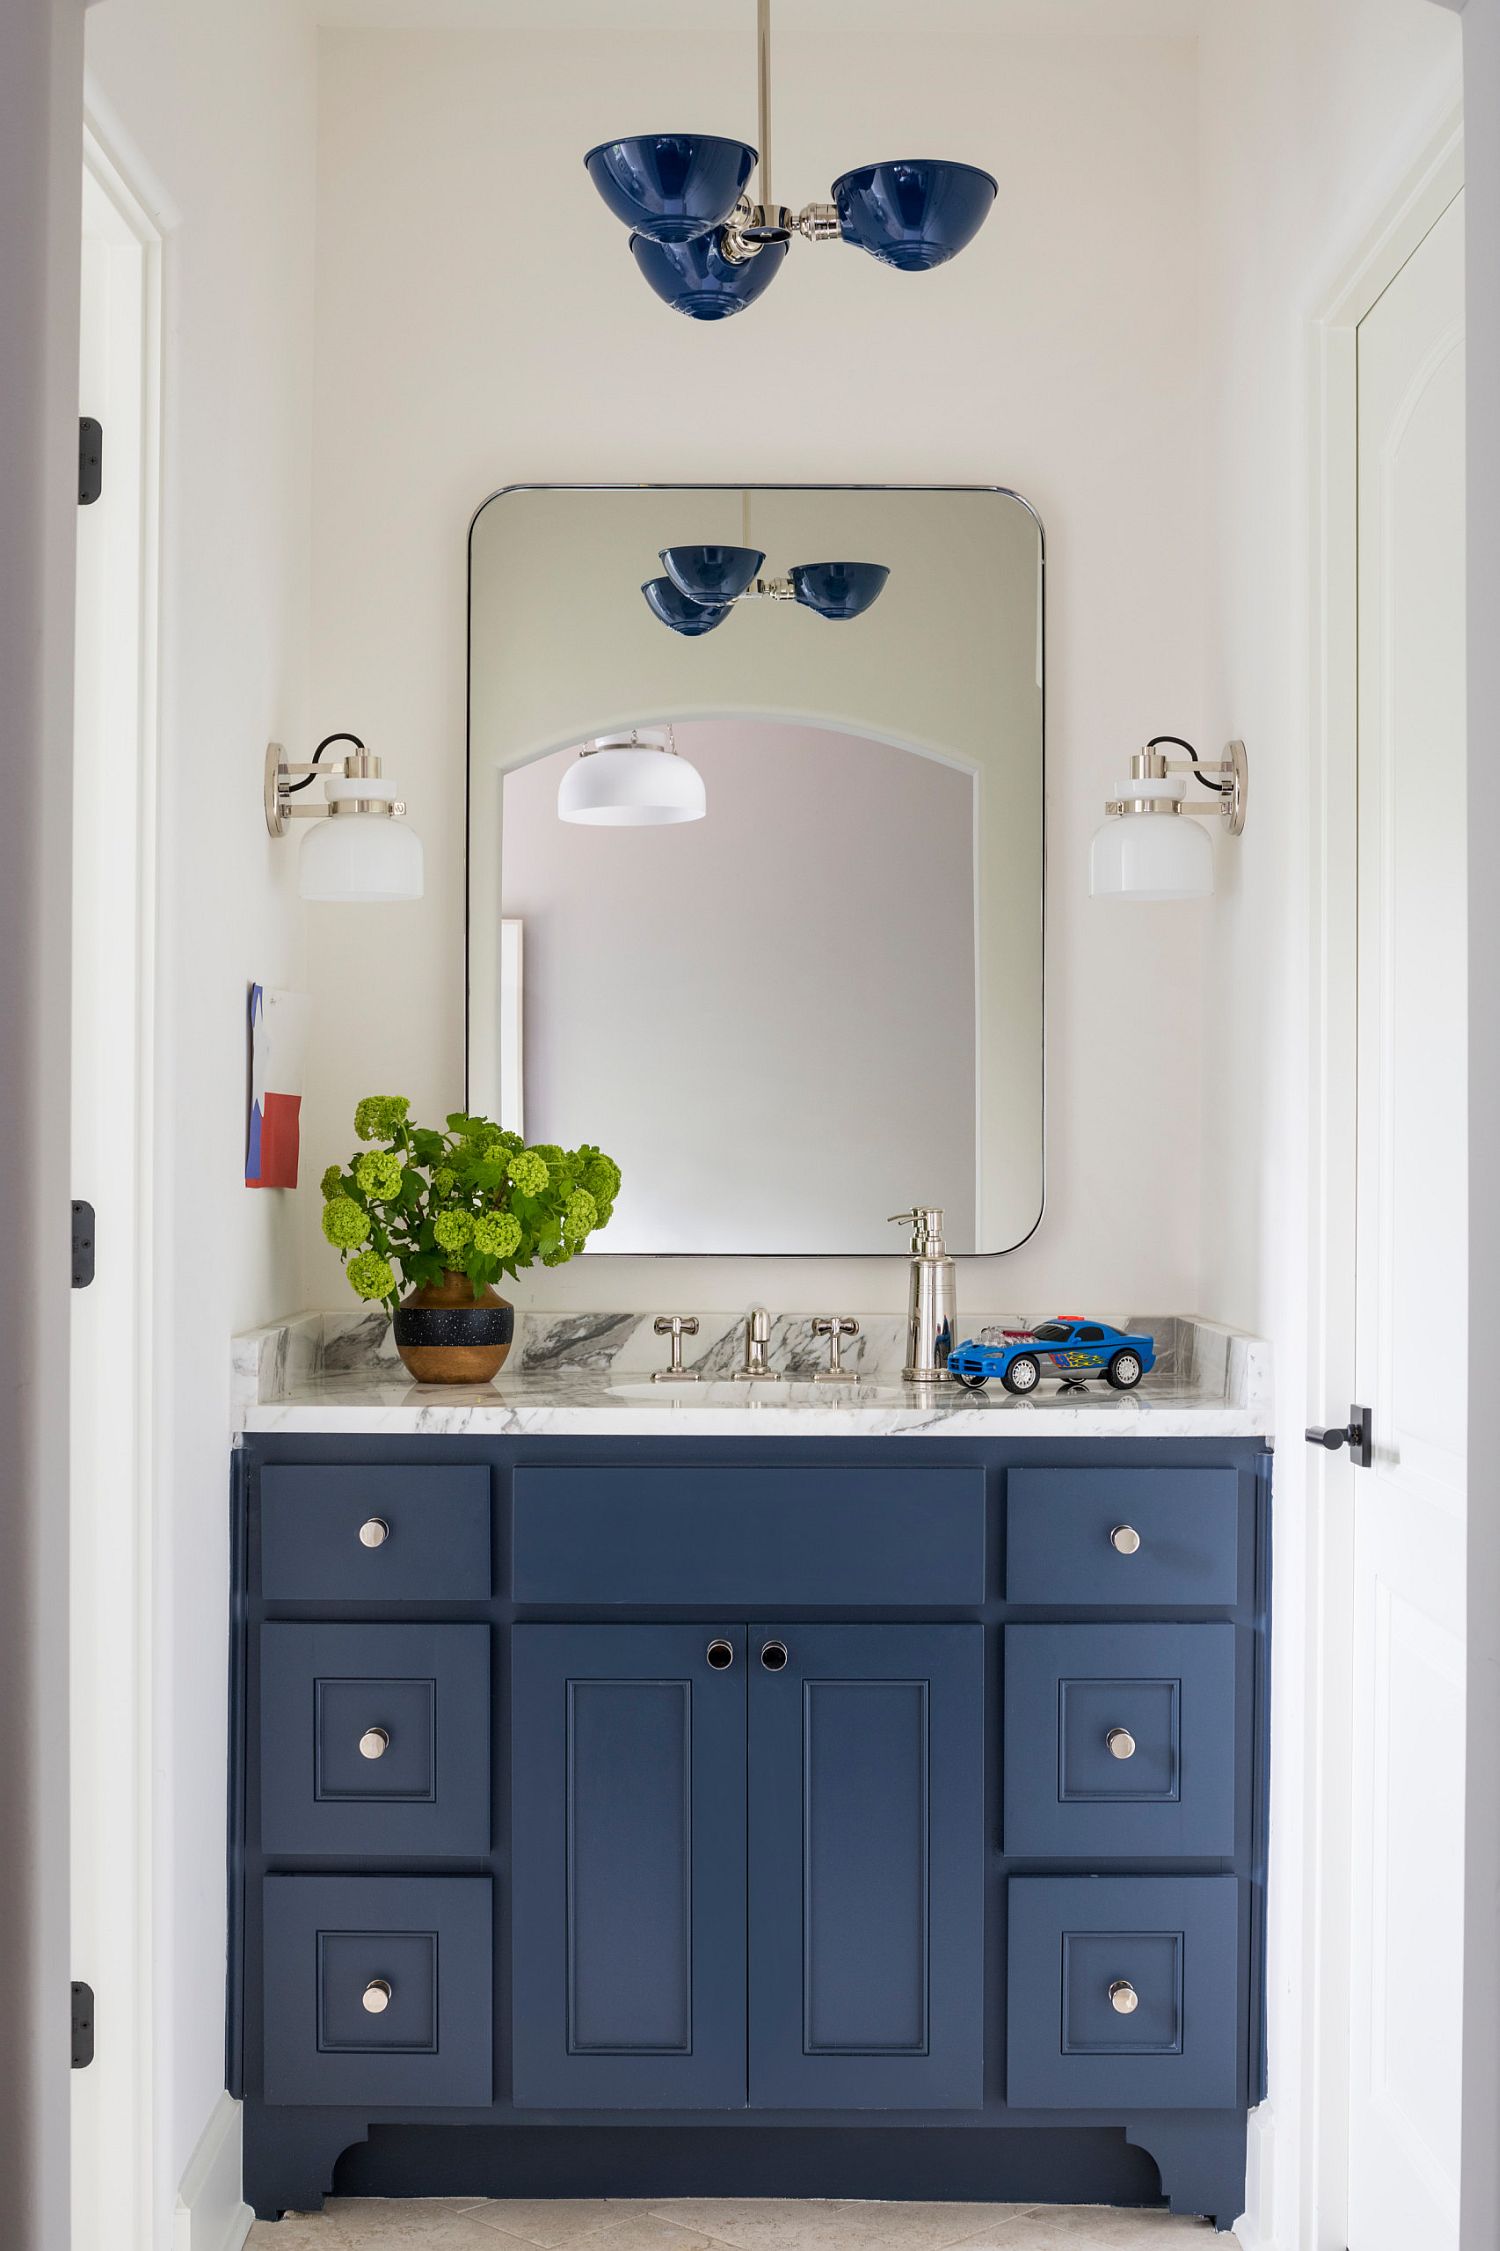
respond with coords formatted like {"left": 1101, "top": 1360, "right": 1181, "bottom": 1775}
{"left": 1006, "top": 1876, "right": 1242, "bottom": 2109}
{"left": 259, "top": 1464, "right": 491, "bottom": 1601}
{"left": 1004, "top": 1623, "right": 1239, "bottom": 1857}
{"left": 260, "top": 1623, "right": 490, "bottom": 1855}
{"left": 1005, "top": 1468, "right": 1242, "bottom": 1607}
{"left": 512, "top": 1466, "right": 986, "bottom": 1607}
{"left": 261, "top": 1874, "right": 492, "bottom": 2106}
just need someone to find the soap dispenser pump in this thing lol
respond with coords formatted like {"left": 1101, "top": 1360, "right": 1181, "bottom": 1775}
{"left": 889, "top": 1206, "right": 957, "bottom": 1383}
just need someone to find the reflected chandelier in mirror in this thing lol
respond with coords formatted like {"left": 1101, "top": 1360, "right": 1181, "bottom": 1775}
{"left": 467, "top": 484, "right": 1044, "bottom": 1258}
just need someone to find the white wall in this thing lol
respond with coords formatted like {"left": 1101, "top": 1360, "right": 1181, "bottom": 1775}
{"left": 1193, "top": 3, "right": 1462, "bottom": 2242}
{"left": 81, "top": 0, "right": 318, "bottom": 2228}
{"left": 306, "top": 20, "right": 1208, "bottom": 1318}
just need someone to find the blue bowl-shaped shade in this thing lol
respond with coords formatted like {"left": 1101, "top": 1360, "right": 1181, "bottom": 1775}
{"left": 629, "top": 229, "right": 788, "bottom": 319}
{"left": 660, "top": 545, "right": 764, "bottom": 602}
{"left": 641, "top": 576, "right": 732, "bottom": 636}
{"left": 585, "top": 135, "right": 757, "bottom": 244}
{"left": 790, "top": 561, "right": 891, "bottom": 621}
{"left": 832, "top": 159, "right": 998, "bottom": 271}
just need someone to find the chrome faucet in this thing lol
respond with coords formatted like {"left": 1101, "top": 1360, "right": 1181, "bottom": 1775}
{"left": 811, "top": 1316, "right": 860, "bottom": 1381}
{"left": 652, "top": 1314, "right": 700, "bottom": 1382}
{"left": 733, "top": 1305, "right": 783, "bottom": 1382}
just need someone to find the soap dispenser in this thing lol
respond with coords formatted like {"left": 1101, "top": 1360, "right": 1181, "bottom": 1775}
{"left": 889, "top": 1206, "right": 957, "bottom": 1383}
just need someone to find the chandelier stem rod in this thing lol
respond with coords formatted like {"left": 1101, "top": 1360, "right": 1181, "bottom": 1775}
{"left": 756, "top": 0, "right": 773, "bottom": 212}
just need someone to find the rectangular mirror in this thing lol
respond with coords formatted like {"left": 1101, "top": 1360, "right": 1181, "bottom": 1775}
{"left": 467, "top": 484, "right": 1044, "bottom": 1256}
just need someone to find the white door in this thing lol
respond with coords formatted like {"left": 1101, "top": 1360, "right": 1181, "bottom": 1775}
{"left": 1346, "top": 190, "right": 1467, "bottom": 2251}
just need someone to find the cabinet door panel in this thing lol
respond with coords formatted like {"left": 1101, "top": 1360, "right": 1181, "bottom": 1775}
{"left": 749, "top": 1625, "right": 984, "bottom": 2109}
{"left": 511, "top": 1625, "right": 747, "bottom": 2109}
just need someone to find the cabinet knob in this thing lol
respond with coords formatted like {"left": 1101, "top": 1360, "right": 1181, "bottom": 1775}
{"left": 1105, "top": 1726, "right": 1136, "bottom": 1761}
{"left": 1109, "top": 1524, "right": 1141, "bottom": 1556}
{"left": 706, "top": 1639, "right": 735, "bottom": 1671}
{"left": 760, "top": 1641, "right": 789, "bottom": 1672}
{"left": 359, "top": 1517, "right": 391, "bottom": 1549}
{"left": 359, "top": 1726, "right": 391, "bottom": 1760}
{"left": 362, "top": 1979, "right": 392, "bottom": 2014}
{"left": 1108, "top": 1979, "right": 1139, "bottom": 2015}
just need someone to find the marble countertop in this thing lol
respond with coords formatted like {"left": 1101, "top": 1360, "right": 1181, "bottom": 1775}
{"left": 234, "top": 1310, "right": 1272, "bottom": 1440}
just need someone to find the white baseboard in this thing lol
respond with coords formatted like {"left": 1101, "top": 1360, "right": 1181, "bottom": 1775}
{"left": 173, "top": 2092, "right": 253, "bottom": 2251}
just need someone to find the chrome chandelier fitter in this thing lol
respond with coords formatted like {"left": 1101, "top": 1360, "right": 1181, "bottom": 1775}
{"left": 584, "top": 0, "right": 997, "bottom": 320}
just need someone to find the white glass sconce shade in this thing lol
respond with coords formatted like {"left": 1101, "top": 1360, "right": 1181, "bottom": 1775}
{"left": 298, "top": 772, "right": 424, "bottom": 901}
{"left": 557, "top": 731, "right": 707, "bottom": 827}
{"left": 1090, "top": 777, "right": 1215, "bottom": 901}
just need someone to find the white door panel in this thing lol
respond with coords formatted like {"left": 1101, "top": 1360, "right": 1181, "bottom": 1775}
{"left": 1348, "top": 188, "right": 1466, "bottom": 2251}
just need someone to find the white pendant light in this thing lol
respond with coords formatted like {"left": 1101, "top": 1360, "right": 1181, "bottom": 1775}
{"left": 557, "top": 727, "right": 707, "bottom": 827}
{"left": 264, "top": 735, "right": 424, "bottom": 902}
{"left": 1089, "top": 737, "right": 1247, "bottom": 902}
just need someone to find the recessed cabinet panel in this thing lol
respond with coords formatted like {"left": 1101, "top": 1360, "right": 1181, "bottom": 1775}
{"left": 1005, "top": 1469, "right": 1242, "bottom": 1608}
{"left": 260, "top": 1623, "right": 490, "bottom": 1856}
{"left": 1006, "top": 1876, "right": 1241, "bottom": 2110}
{"left": 1004, "top": 1623, "right": 1238, "bottom": 1858}
{"left": 262, "top": 1874, "right": 492, "bottom": 2107}
{"left": 259, "top": 1465, "right": 491, "bottom": 1602}
{"left": 511, "top": 1625, "right": 748, "bottom": 2109}
{"left": 749, "top": 1625, "right": 985, "bottom": 2109}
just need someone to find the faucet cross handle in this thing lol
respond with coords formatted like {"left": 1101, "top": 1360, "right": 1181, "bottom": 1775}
{"left": 651, "top": 1314, "right": 700, "bottom": 1383}
{"left": 811, "top": 1316, "right": 860, "bottom": 1381}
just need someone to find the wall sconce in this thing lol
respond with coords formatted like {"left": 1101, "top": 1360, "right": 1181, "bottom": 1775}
{"left": 264, "top": 733, "right": 424, "bottom": 902}
{"left": 1089, "top": 736, "right": 1248, "bottom": 901}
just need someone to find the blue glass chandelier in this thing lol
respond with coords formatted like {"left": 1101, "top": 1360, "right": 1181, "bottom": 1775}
{"left": 585, "top": 0, "right": 996, "bottom": 321}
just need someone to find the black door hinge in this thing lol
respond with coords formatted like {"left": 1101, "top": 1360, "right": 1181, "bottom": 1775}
{"left": 79, "top": 417, "right": 103, "bottom": 506}
{"left": 1305, "top": 1403, "right": 1373, "bottom": 1469}
{"left": 71, "top": 1200, "right": 96, "bottom": 1289}
{"left": 71, "top": 1982, "right": 95, "bottom": 2069}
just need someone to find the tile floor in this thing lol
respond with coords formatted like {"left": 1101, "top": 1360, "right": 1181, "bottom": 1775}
{"left": 246, "top": 2197, "right": 1238, "bottom": 2250}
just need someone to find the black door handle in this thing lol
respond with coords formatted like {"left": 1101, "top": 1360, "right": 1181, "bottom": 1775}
{"left": 1305, "top": 1404, "right": 1373, "bottom": 1469}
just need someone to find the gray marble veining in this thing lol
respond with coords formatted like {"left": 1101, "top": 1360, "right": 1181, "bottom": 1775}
{"left": 231, "top": 1307, "right": 1271, "bottom": 1440}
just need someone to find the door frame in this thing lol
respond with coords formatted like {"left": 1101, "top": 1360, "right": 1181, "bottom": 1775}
{"left": 1303, "top": 109, "right": 1464, "bottom": 2251}
{"left": 71, "top": 114, "right": 164, "bottom": 2251}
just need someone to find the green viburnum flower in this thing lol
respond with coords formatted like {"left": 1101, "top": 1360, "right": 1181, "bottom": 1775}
{"left": 541, "top": 1245, "right": 572, "bottom": 1267}
{"left": 320, "top": 1164, "right": 344, "bottom": 1201}
{"left": 354, "top": 1150, "right": 403, "bottom": 1200}
{"left": 321, "top": 1196, "right": 368, "bottom": 1250}
{"left": 564, "top": 1189, "right": 597, "bottom": 1237}
{"left": 583, "top": 1156, "right": 621, "bottom": 1204}
{"left": 354, "top": 1095, "right": 410, "bottom": 1142}
{"left": 506, "top": 1148, "right": 549, "bottom": 1196}
{"left": 432, "top": 1167, "right": 457, "bottom": 1196}
{"left": 472, "top": 1211, "right": 521, "bottom": 1259}
{"left": 433, "top": 1209, "right": 474, "bottom": 1255}
{"left": 346, "top": 1249, "right": 396, "bottom": 1302}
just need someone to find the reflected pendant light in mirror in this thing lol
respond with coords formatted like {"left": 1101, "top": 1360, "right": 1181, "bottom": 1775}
{"left": 585, "top": 0, "right": 995, "bottom": 320}
{"left": 556, "top": 727, "right": 707, "bottom": 827}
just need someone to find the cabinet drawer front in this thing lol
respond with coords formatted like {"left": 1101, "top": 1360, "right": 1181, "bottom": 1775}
{"left": 1004, "top": 1624, "right": 1239, "bottom": 1857}
{"left": 513, "top": 1466, "right": 986, "bottom": 1608}
{"left": 260, "top": 1623, "right": 490, "bottom": 1855}
{"left": 1006, "top": 1875, "right": 1242, "bottom": 2109}
{"left": 1005, "top": 1468, "right": 1242, "bottom": 1607}
{"left": 261, "top": 1874, "right": 492, "bottom": 2106}
{"left": 259, "top": 1465, "right": 491, "bottom": 1601}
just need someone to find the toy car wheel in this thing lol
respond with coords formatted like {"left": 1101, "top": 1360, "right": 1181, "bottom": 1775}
{"left": 952, "top": 1371, "right": 989, "bottom": 1391}
{"left": 1002, "top": 1353, "right": 1040, "bottom": 1395}
{"left": 1106, "top": 1349, "right": 1143, "bottom": 1390}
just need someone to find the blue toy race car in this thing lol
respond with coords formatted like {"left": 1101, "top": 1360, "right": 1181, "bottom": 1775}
{"left": 947, "top": 1319, "right": 1155, "bottom": 1396}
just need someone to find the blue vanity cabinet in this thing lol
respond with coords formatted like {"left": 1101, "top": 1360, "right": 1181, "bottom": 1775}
{"left": 748, "top": 1625, "right": 985, "bottom": 2110}
{"left": 233, "top": 1433, "right": 1270, "bottom": 2234}
{"left": 510, "top": 1624, "right": 749, "bottom": 2109}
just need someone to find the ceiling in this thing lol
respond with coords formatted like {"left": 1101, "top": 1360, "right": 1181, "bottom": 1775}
{"left": 312, "top": 0, "right": 1203, "bottom": 34}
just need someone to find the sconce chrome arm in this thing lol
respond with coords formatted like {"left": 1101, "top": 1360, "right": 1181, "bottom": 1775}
{"left": 1104, "top": 738, "right": 1247, "bottom": 835}
{"left": 264, "top": 739, "right": 406, "bottom": 838}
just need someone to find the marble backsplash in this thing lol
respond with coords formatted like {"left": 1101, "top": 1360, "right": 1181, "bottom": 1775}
{"left": 234, "top": 1304, "right": 1268, "bottom": 1422}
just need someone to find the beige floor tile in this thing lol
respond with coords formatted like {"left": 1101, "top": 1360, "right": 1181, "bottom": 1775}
{"left": 312, "top": 2202, "right": 510, "bottom": 2248}
{"left": 948, "top": 2210, "right": 1215, "bottom": 2250}
{"left": 465, "top": 2199, "right": 640, "bottom": 2247}
{"left": 640, "top": 2198, "right": 1031, "bottom": 2251}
